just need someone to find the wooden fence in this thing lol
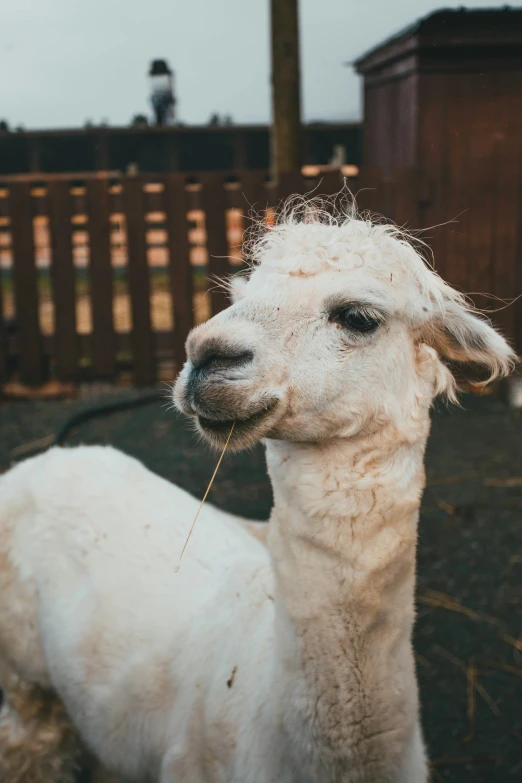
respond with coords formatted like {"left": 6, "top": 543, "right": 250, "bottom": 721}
{"left": 0, "top": 166, "right": 520, "bottom": 386}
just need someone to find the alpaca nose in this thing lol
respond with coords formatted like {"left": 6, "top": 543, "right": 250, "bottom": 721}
{"left": 190, "top": 340, "right": 254, "bottom": 374}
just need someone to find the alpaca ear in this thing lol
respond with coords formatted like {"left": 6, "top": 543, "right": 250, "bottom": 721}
{"left": 424, "top": 298, "right": 517, "bottom": 384}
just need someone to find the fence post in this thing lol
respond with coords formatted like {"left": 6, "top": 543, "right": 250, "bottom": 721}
{"left": 48, "top": 180, "right": 78, "bottom": 380}
{"left": 123, "top": 177, "right": 155, "bottom": 386}
{"left": 201, "top": 173, "right": 230, "bottom": 315}
{"left": 9, "top": 182, "right": 44, "bottom": 385}
{"left": 86, "top": 178, "right": 116, "bottom": 377}
{"left": 164, "top": 174, "right": 194, "bottom": 373}
{"left": 270, "top": 0, "right": 303, "bottom": 180}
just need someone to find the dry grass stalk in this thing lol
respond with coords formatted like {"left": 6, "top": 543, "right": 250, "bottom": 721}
{"left": 418, "top": 590, "right": 480, "bottom": 622}
{"left": 417, "top": 589, "right": 503, "bottom": 627}
{"left": 478, "top": 658, "right": 522, "bottom": 679}
{"left": 431, "top": 756, "right": 499, "bottom": 767}
{"left": 500, "top": 632, "right": 522, "bottom": 653}
{"left": 484, "top": 476, "right": 522, "bottom": 487}
{"left": 414, "top": 653, "right": 431, "bottom": 670}
{"left": 431, "top": 644, "right": 465, "bottom": 670}
{"left": 464, "top": 661, "right": 477, "bottom": 742}
{"left": 426, "top": 470, "right": 480, "bottom": 487}
{"left": 473, "top": 681, "right": 500, "bottom": 716}
{"left": 431, "top": 646, "right": 500, "bottom": 720}
{"left": 436, "top": 499, "right": 456, "bottom": 516}
{"left": 10, "top": 435, "right": 55, "bottom": 458}
{"left": 175, "top": 422, "right": 235, "bottom": 571}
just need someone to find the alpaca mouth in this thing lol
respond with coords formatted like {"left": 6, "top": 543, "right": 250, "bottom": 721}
{"left": 197, "top": 401, "right": 278, "bottom": 438}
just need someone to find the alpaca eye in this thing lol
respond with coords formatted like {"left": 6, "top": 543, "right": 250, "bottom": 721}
{"left": 334, "top": 308, "right": 380, "bottom": 333}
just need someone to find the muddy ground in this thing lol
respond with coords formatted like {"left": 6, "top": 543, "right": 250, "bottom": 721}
{"left": 1, "top": 390, "right": 521, "bottom": 782}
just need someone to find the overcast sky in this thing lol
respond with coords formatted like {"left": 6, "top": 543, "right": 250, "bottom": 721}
{"left": 2, "top": 0, "right": 518, "bottom": 130}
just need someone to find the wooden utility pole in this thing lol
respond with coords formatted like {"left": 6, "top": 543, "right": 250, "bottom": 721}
{"left": 270, "top": 0, "right": 302, "bottom": 181}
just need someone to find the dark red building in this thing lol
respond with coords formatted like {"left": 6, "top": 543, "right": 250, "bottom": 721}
{"left": 355, "top": 7, "right": 522, "bottom": 347}
{"left": 354, "top": 6, "right": 522, "bottom": 174}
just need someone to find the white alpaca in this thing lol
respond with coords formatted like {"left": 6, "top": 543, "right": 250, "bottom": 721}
{"left": 0, "top": 205, "right": 516, "bottom": 783}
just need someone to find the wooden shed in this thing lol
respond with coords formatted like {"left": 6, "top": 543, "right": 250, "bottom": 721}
{"left": 354, "top": 7, "right": 522, "bottom": 349}
{"left": 354, "top": 6, "right": 522, "bottom": 173}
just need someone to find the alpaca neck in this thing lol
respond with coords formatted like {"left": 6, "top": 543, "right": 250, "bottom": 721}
{"left": 265, "top": 423, "right": 428, "bottom": 776}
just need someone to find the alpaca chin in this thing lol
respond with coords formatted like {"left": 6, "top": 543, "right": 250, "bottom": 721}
{"left": 195, "top": 399, "right": 281, "bottom": 451}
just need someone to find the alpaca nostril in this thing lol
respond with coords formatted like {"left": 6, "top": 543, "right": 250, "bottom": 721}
{"left": 192, "top": 345, "right": 254, "bottom": 373}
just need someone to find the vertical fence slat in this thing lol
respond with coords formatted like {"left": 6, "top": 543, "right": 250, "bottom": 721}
{"left": 239, "top": 170, "right": 268, "bottom": 233}
{"left": 165, "top": 174, "right": 194, "bottom": 372}
{"left": 9, "top": 182, "right": 44, "bottom": 385}
{"left": 123, "top": 177, "right": 155, "bottom": 385}
{"left": 48, "top": 180, "right": 78, "bottom": 380}
{"left": 0, "top": 269, "right": 6, "bottom": 382}
{"left": 201, "top": 173, "right": 230, "bottom": 315}
{"left": 318, "top": 170, "right": 343, "bottom": 197}
{"left": 86, "top": 179, "right": 116, "bottom": 377}
{"left": 277, "top": 170, "right": 305, "bottom": 203}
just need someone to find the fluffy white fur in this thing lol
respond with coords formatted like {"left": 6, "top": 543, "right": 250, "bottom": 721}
{"left": 0, "top": 205, "right": 516, "bottom": 783}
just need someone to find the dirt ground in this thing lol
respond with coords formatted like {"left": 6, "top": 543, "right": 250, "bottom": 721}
{"left": 0, "top": 389, "right": 521, "bottom": 782}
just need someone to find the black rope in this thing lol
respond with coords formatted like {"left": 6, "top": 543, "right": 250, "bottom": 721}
{"left": 52, "top": 390, "right": 163, "bottom": 446}
{"left": 10, "top": 390, "right": 165, "bottom": 461}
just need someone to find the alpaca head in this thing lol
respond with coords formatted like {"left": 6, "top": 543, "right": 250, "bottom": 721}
{"left": 174, "top": 203, "right": 516, "bottom": 450}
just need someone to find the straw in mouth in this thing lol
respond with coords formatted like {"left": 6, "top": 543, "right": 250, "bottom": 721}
{"left": 175, "top": 421, "right": 236, "bottom": 572}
